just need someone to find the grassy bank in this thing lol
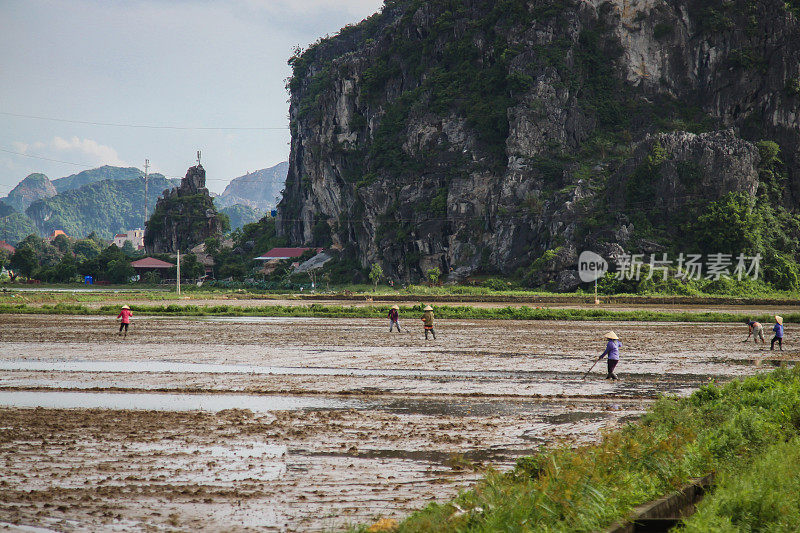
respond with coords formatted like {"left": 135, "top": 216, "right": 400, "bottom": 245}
{"left": 357, "top": 367, "right": 800, "bottom": 532}
{"left": 681, "top": 437, "right": 800, "bottom": 531}
{"left": 0, "top": 302, "right": 797, "bottom": 324}
{"left": 4, "top": 283, "right": 800, "bottom": 305}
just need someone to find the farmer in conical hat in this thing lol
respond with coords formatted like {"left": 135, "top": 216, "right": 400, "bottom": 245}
{"left": 597, "top": 331, "right": 621, "bottom": 380}
{"left": 388, "top": 304, "right": 401, "bottom": 332}
{"left": 771, "top": 315, "right": 784, "bottom": 351}
{"left": 421, "top": 305, "right": 436, "bottom": 340}
{"left": 116, "top": 305, "right": 132, "bottom": 338}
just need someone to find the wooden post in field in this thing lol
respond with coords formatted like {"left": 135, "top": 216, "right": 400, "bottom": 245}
{"left": 177, "top": 249, "right": 181, "bottom": 296}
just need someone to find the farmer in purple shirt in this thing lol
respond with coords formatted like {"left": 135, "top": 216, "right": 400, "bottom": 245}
{"left": 598, "top": 331, "right": 622, "bottom": 380}
{"left": 771, "top": 315, "right": 784, "bottom": 351}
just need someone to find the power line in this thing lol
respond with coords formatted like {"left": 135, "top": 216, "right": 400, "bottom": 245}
{"left": 0, "top": 111, "right": 289, "bottom": 131}
{"left": 0, "top": 147, "right": 91, "bottom": 167}
{"left": 0, "top": 146, "right": 287, "bottom": 184}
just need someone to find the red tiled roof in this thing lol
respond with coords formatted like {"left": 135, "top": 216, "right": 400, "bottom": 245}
{"left": 130, "top": 257, "right": 174, "bottom": 269}
{"left": 0, "top": 241, "right": 15, "bottom": 254}
{"left": 255, "top": 247, "right": 322, "bottom": 259}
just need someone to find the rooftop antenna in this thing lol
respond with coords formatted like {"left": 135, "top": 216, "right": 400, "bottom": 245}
{"left": 196, "top": 150, "right": 202, "bottom": 166}
{"left": 143, "top": 158, "right": 149, "bottom": 227}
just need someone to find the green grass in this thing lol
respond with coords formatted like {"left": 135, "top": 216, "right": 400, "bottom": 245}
{"left": 0, "top": 302, "right": 796, "bottom": 323}
{"left": 4, "top": 281, "right": 800, "bottom": 302}
{"left": 353, "top": 367, "right": 800, "bottom": 532}
{"left": 681, "top": 438, "right": 800, "bottom": 531}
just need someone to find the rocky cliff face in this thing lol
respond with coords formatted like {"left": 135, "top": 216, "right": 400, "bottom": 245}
{"left": 144, "top": 165, "right": 223, "bottom": 253}
{"left": 1, "top": 173, "right": 56, "bottom": 213}
{"left": 216, "top": 162, "right": 288, "bottom": 211}
{"left": 278, "top": 0, "right": 800, "bottom": 287}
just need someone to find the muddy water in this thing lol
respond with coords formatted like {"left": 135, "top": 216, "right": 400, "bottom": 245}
{"left": 0, "top": 313, "right": 777, "bottom": 531}
{"left": 0, "top": 391, "right": 365, "bottom": 412}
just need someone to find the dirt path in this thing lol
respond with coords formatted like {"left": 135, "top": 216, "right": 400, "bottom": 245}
{"left": 0, "top": 313, "right": 785, "bottom": 531}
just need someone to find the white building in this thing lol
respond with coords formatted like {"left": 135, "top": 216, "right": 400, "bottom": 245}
{"left": 113, "top": 229, "right": 145, "bottom": 250}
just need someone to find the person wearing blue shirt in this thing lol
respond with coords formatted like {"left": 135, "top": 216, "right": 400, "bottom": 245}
{"left": 771, "top": 315, "right": 784, "bottom": 351}
{"left": 598, "top": 331, "right": 622, "bottom": 380}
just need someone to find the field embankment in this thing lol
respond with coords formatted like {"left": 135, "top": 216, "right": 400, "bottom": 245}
{"left": 1, "top": 301, "right": 798, "bottom": 325}
{"left": 372, "top": 367, "right": 800, "bottom": 532}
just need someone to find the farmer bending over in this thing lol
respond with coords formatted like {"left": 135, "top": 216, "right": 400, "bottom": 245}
{"left": 746, "top": 319, "right": 765, "bottom": 344}
{"left": 117, "top": 305, "right": 132, "bottom": 337}
{"left": 771, "top": 315, "right": 784, "bottom": 351}
{"left": 598, "top": 331, "right": 621, "bottom": 380}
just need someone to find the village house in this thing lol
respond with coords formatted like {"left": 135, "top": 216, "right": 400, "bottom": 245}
{"left": 253, "top": 247, "right": 323, "bottom": 261}
{"left": 113, "top": 229, "right": 145, "bottom": 250}
{"left": 254, "top": 247, "right": 324, "bottom": 275}
{"left": 47, "top": 230, "right": 67, "bottom": 242}
{"left": 130, "top": 257, "right": 174, "bottom": 280}
{"left": 0, "top": 240, "right": 15, "bottom": 254}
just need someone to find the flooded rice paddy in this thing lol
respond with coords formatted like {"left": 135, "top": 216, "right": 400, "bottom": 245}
{"left": 0, "top": 311, "right": 787, "bottom": 531}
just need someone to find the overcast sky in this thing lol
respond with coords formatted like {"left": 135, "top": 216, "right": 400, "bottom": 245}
{"left": 0, "top": 0, "right": 382, "bottom": 195}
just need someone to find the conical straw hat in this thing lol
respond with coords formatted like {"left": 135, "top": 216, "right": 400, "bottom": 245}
{"left": 121, "top": 305, "right": 130, "bottom": 310}
{"left": 603, "top": 331, "right": 618, "bottom": 340}
{"left": 423, "top": 305, "right": 433, "bottom": 311}
{"left": 776, "top": 315, "right": 783, "bottom": 325}
{"left": 391, "top": 305, "right": 399, "bottom": 310}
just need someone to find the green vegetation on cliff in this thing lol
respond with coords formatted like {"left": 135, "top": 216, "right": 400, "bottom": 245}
{"left": 51, "top": 165, "right": 146, "bottom": 193}
{"left": 219, "top": 204, "right": 263, "bottom": 230}
{"left": 0, "top": 212, "right": 37, "bottom": 245}
{"left": 26, "top": 175, "right": 177, "bottom": 240}
{"left": 145, "top": 192, "right": 218, "bottom": 252}
{"left": 283, "top": 0, "right": 800, "bottom": 290}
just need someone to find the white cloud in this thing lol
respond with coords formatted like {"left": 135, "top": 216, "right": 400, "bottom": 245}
{"left": 12, "top": 141, "right": 45, "bottom": 154}
{"left": 51, "top": 136, "right": 127, "bottom": 166}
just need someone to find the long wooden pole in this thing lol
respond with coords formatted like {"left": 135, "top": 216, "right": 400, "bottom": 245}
{"left": 582, "top": 358, "right": 600, "bottom": 380}
{"left": 177, "top": 249, "right": 181, "bottom": 296}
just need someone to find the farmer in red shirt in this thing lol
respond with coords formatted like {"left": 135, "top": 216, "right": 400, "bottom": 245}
{"left": 117, "top": 305, "right": 132, "bottom": 337}
{"left": 388, "top": 305, "right": 401, "bottom": 332}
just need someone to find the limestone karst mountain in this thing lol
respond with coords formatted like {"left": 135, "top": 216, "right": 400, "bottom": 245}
{"left": 215, "top": 161, "right": 288, "bottom": 211}
{"left": 144, "top": 164, "right": 224, "bottom": 253}
{"left": 278, "top": 0, "right": 800, "bottom": 288}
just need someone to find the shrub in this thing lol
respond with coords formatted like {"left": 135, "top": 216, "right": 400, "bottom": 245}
{"left": 653, "top": 22, "right": 672, "bottom": 39}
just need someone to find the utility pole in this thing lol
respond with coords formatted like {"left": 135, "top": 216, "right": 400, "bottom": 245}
{"left": 196, "top": 150, "right": 202, "bottom": 166}
{"left": 143, "top": 158, "right": 150, "bottom": 228}
{"left": 177, "top": 249, "right": 181, "bottom": 296}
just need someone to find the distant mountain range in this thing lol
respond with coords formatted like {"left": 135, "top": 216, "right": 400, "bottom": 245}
{"left": 52, "top": 166, "right": 146, "bottom": 193}
{"left": 0, "top": 163, "right": 287, "bottom": 245}
{"left": 214, "top": 161, "right": 287, "bottom": 211}
{"left": 26, "top": 174, "right": 178, "bottom": 240}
